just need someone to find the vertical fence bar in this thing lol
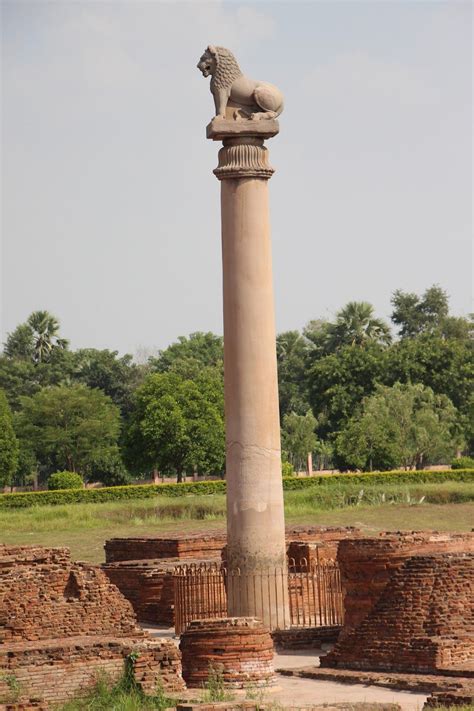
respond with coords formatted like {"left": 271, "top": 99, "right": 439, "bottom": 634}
{"left": 273, "top": 567, "right": 279, "bottom": 629}
{"left": 288, "top": 562, "right": 295, "bottom": 627}
{"left": 172, "top": 558, "right": 343, "bottom": 633}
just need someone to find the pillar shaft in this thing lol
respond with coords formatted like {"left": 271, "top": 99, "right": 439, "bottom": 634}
{"left": 210, "top": 126, "right": 288, "bottom": 628}
{"left": 221, "top": 176, "right": 285, "bottom": 570}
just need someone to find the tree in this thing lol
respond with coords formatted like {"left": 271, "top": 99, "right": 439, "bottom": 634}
{"left": 150, "top": 332, "right": 223, "bottom": 379}
{"left": 89, "top": 456, "right": 131, "bottom": 486}
{"left": 307, "top": 342, "right": 386, "bottom": 438}
{"left": 3, "top": 324, "right": 35, "bottom": 360}
{"left": 313, "top": 439, "right": 334, "bottom": 471}
{"left": 72, "top": 348, "right": 145, "bottom": 414}
{"left": 0, "top": 348, "right": 76, "bottom": 411}
{"left": 124, "top": 371, "right": 225, "bottom": 482}
{"left": 281, "top": 410, "right": 318, "bottom": 472}
{"left": 303, "top": 319, "right": 331, "bottom": 353}
{"left": 328, "top": 302, "right": 391, "bottom": 349}
{"left": 304, "top": 303, "right": 391, "bottom": 356}
{"left": 276, "top": 331, "right": 310, "bottom": 417}
{"left": 27, "top": 311, "right": 69, "bottom": 363}
{"left": 335, "top": 383, "right": 461, "bottom": 471}
{"left": 3, "top": 310, "right": 69, "bottom": 364}
{"left": 0, "top": 357, "right": 42, "bottom": 410}
{"left": 0, "top": 389, "right": 19, "bottom": 487}
{"left": 15, "top": 384, "right": 121, "bottom": 476}
{"left": 383, "top": 334, "right": 473, "bottom": 451}
{"left": 391, "top": 285, "right": 452, "bottom": 338}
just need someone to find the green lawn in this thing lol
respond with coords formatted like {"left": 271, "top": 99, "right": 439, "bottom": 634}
{"left": 1, "top": 480, "right": 473, "bottom": 563}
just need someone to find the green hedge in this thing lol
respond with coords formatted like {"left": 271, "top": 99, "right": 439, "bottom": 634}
{"left": 281, "top": 469, "right": 474, "bottom": 489}
{"left": 0, "top": 480, "right": 226, "bottom": 509}
{"left": 0, "top": 469, "right": 473, "bottom": 510}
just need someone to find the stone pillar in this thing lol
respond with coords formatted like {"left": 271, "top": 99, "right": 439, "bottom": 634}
{"left": 208, "top": 119, "right": 288, "bottom": 628}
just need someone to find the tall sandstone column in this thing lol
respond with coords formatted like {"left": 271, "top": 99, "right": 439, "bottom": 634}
{"left": 208, "top": 119, "right": 288, "bottom": 628}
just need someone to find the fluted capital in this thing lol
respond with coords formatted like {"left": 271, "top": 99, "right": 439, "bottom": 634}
{"left": 214, "top": 137, "right": 274, "bottom": 181}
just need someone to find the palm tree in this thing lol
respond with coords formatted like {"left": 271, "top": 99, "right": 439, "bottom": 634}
{"left": 27, "top": 311, "right": 68, "bottom": 363}
{"left": 328, "top": 302, "right": 392, "bottom": 350}
{"left": 276, "top": 331, "right": 307, "bottom": 361}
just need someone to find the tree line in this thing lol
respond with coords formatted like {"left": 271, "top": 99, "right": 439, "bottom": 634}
{"left": 0, "top": 286, "right": 472, "bottom": 488}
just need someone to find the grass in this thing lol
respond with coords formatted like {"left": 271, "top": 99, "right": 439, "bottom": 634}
{"left": 56, "top": 670, "right": 173, "bottom": 710}
{"left": 0, "top": 481, "right": 473, "bottom": 563}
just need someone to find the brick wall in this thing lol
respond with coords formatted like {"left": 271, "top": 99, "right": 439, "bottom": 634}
{"left": 102, "top": 559, "right": 177, "bottom": 624}
{"left": 102, "top": 558, "right": 221, "bottom": 625}
{"left": 104, "top": 533, "right": 227, "bottom": 563}
{"left": 0, "top": 637, "right": 184, "bottom": 704}
{"left": 286, "top": 527, "right": 365, "bottom": 569}
{"left": 335, "top": 532, "right": 474, "bottom": 637}
{"left": 0, "top": 546, "right": 184, "bottom": 704}
{"left": 102, "top": 528, "right": 359, "bottom": 628}
{"left": 0, "top": 551, "right": 144, "bottom": 644}
{"left": 323, "top": 551, "right": 474, "bottom": 674}
{"left": 105, "top": 527, "right": 361, "bottom": 565}
{"left": 271, "top": 625, "right": 340, "bottom": 650}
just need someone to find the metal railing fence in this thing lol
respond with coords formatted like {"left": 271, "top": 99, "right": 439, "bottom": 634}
{"left": 173, "top": 557, "right": 343, "bottom": 635}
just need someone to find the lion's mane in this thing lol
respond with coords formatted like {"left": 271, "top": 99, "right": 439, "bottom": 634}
{"left": 210, "top": 46, "right": 243, "bottom": 90}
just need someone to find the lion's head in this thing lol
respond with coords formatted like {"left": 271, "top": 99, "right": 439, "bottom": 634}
{"left": 197, "top": 45, "right": 242, "bottom": 88}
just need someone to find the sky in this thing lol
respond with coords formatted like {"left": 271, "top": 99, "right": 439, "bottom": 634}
{"left": 1, "top": 0, "right": 472, "bottom": 357}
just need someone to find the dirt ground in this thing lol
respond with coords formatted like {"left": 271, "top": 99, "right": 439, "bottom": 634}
{"left": 145, "top": 626, "right": 428, "bottom": 711}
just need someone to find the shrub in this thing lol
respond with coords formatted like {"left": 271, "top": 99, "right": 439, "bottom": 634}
{"left": 281, "top": 461, "right": 294, "bottom": 477}
{"left": 48, "top": 471, "right": 84, "bottom": 491}
{"left": 90, "top": 461, "right": 132, "bottom": 487}
{"left": 0, "top": 468, "right": 472, "bottom": 509}
{"left": 452, "top": 456, "right": 474, "bottom": 470}
{"left": 281, "top": 469, "right": 474, "bottom": 490}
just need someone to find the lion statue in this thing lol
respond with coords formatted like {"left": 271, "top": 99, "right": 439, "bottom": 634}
{"left": 197, "top": 45, "right": 284, "bottom": 121}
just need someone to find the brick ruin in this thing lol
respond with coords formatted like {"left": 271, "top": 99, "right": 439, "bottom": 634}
{"left": 286, "top": 526, "right": 364, "bottom": 565}
{"left": 102, "top": 527, "right": 359, "bottom": 627}
{"left": 179, "top": 618, "right": 274, "bottom": 688}
{"left": 333, "top": 532, "right": 474, "bottom": 638}
{"left": 323, "top": 532, "right": 474, "bottom": 674}
{"left": 4, "top": 527, "right": 472, "bottom": 705}
{"left": 102, "top": 528, "right": 473, "bottom": 680}
{"left": 104, "top": 532, "right": 227, "bottom": 563}
{"left": 103, "top": 557, "right": 221, "bottom": 626}
{"left": 0, "top": 545, "right": 184, "bottom": 706}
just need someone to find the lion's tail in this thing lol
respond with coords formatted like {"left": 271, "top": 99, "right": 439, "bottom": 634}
{"left": 274, "top": 101, "right": 284, "bottom": 118}
{"left": 254, "top": 83, "right": 284, "bottom": 117}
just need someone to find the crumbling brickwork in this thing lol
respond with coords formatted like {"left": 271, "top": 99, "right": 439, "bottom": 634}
{"left": 0, "top": 546, "right": 184, "bottom": 705}
{"left": 0, "top": 547, "right": 143, "bottom": 644}
{"left": 104, "top": 533, "right": 227, "bottom": 563}
{"left": 105, "top": 527, "right": 360, "bottom": 565}
{"left": 102, "top": 557, "right": 221, "bottom": 625}
{"left": 323, "top": 538, "right": 474, "bottom": 674}
{"left": 102, "top": 528, "right": 358, "bottom": 627}
{"left": 424, "top": 689, "right": 474, "bottom": 708}
{"left": 0, "top": 637, "right": 183, "bottom": 705}
{"left": 179, "top": 618, "right": 274, "bottom": 688}
{"left": 286, "top": 527, "right": 363, "bottom": 565}
{"left": 271, "top": 625, "right": 340, "bottom": 650}
{"left": 102, "top": 558, "right": 178, "bottom": 624}
{"left": 334, "top": 532, "right": 474, "bottom": 637}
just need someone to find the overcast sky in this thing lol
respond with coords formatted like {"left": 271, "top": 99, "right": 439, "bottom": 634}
{"left": 1, "top": 0, "right": 472, "bottom": 356}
